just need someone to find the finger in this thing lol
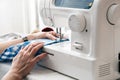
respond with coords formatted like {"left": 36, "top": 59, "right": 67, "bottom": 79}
{"left": 31, "top": 53, "right": 47, "bottom": 64}
{"left": 48, "top": 31, "right": 60, "bottom": 40}
{"left": 30, "top": 43, "right": 44, "bottom": 56}
{"left": 49, "top": 31, "right": 59, "bottom": 37}
{"left": 25, "top": 43, "right": 40, "bottom": 53}
{"left": 23, "top": 43, "right": 38, "bottom": 50}
{"left": 47, "top": 34, "right": 57, "bottom": 40}
{"left": 14, "top": 48, "right": 24, "bottom": 59}
{"left": 22, "top": 44, "right": 30, "bottom": 51}
{"left": 23, "top": 42, "right": 44, "bottom": 53}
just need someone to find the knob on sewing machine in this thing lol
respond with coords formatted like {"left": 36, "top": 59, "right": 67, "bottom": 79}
{"left": 68, "top": 13, "right": 86, "bottom": 32}
{"left": 107, "top": 4, "right": 120, "bottom": 25}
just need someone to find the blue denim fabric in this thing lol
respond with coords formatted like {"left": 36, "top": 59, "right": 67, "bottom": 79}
{"left": 0, "top": 38, "right": 69, "bottom": 62}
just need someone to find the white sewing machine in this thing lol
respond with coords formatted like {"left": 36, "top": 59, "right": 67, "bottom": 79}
{"left": 38, "top": 0, "right": 120, "bottom": 80}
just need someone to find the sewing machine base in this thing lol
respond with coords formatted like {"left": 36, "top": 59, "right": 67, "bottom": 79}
{"left": 38, "top": 41, "right": 120, "bottom": 80}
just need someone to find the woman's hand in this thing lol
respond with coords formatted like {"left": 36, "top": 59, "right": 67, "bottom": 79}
{"left": 2, "top": 42, "right": 47, "bottom": 80}
{"left": 31, "top": 31, "right": 59, "bottom": 40}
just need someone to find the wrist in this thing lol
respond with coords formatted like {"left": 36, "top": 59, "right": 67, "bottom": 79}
{"left": 26, "top": 34, "right": 35, "bottom": 40}
{"left": 11, "top": 73, "right": 22, "bottom": 80}
{"left": 2, "top": 71, "right": 22, "bottom": 80}
{"left": 22, "top": 37, "right": 28, "bottom": 42}
{"left": 32, "top": 32, "right": 46, "bottom": 39}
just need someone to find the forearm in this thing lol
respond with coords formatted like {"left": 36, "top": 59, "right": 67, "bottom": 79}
{"left": 0, "top": 34, "right": 34, "bottom": 53}
{"left": 0, "top": 32, "right": 49, "bottom": 53}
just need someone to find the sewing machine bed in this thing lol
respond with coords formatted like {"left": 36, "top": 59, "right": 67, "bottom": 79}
{"left": 0, "top": 63, "right": 75, "bottom": 80}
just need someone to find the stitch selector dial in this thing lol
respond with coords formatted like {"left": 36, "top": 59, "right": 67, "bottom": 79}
{"left": 107, "top": 4, "right": 120, "bottom": 25}
{"left": 68, "top": 13, "right": 86, "bottom": 32}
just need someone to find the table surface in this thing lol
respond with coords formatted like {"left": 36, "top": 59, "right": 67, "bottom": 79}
{"left": 0, "top": 63, "right": 75, "bottom": 80}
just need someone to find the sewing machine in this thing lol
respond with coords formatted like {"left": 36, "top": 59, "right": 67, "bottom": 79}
{"left": 38, "top": 0, "right": 120, "bottom": 80}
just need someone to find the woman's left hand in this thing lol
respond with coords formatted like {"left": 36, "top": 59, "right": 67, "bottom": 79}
{"left": 32, "top": 31, "right": 59, "bottom": 40}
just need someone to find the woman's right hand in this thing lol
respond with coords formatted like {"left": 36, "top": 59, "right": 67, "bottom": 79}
{"left": 2, "top": 42, "right": 47, "bottom": 80}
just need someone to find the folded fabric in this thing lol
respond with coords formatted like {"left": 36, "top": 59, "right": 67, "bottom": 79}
{"left": 0, "top": 38, "right": 69, "bottom": 62}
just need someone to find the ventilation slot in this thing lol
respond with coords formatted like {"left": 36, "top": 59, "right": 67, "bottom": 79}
{"left": 98, "top": 63, "right": 111, "bottom": 77}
